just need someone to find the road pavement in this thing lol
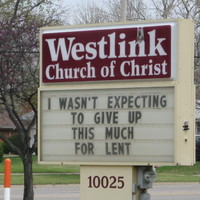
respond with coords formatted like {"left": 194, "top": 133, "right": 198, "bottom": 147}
{"left": 149, "top": 182, "right": 200, "bottom": 200}
{"left": 1, "top": 183, "right": 200, "bottom": 200}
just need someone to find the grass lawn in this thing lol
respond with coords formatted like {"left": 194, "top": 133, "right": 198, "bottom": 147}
{"left": 0, "top": 155, "right": 200, "bottom": 184}
{"left": 0, "top": 156, "right": 80, "bottom": 173}
{"left": 156, "top": 162, "right": 200, "bottom": 182}
{"left": 0, "top": 156, "right": 80, "bottom": 185}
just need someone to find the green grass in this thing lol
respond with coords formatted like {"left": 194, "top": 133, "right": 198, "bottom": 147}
{"left": 156, "top": 162, "right": 200, "bottom": 182}
{"left": 156, "top": 173, "right": 200, "bottom": 182}
{"left": 1, "top": 156, "right": 200, "bottom": 184}
{"left": 0, "top": 174, "right": 80, "bottom": 185}
{"left": 0, "top": 156, "right": 80, "bottom": 173}
{"left": 0, "top": 155, "right": 80, "bottom": 185}
{"left": 156, "top": 162, "right": 200, "bottom": 175}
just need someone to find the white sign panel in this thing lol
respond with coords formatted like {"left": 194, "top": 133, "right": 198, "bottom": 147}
{"left": 39, "top": 87, "right": 174, "bottom": 164}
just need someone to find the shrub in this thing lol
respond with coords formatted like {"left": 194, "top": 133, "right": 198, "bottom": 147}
{"left": 2, "top": 141, "right": 10, "bottom": 154}
{"left": 0, "top": 143, "right": 3, "bottom": 162}
{"left": 2, "top": 135, "right": 22, "bottom": 154}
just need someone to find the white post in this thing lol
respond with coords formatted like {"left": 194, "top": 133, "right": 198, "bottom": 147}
{"left": 4, "top": 188, "right": 10, "bottom": 200}
{"left": 120, "top": 0, "right": 127, "bottom": 21}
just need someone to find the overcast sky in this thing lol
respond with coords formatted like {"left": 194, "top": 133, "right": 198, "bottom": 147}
{"left": 63, "top": 0, "right": 150, "bottom": 8}
{"left": 63, "top": 0, "right": 101, "bottom": 7}
{"left": 61, "top": 0, "right": 153, "bottom": 24}
{"left": 60, "top": 0, "right": 104, "bottom": 24}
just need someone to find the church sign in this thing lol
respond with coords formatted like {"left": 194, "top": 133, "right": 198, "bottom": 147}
{"left": 39, "top": 20, "right": 195, "bottom": 166}
{"left": 41, "top": 22, "right": 175, "bottom": 83}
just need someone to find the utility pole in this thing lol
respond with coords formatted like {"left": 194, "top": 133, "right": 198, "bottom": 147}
{"left": 197, "top": 0, "right": 200, "bottom": 7}
{"left": 120, "top": 0, "right": 127, "bottom": 21}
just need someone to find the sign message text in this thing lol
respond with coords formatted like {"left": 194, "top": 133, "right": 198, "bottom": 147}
{"left": 40, "top": 87, "right": 174, "bottom": 163}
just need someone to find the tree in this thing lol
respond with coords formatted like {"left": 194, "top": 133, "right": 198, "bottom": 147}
{"left": 150, "top": 0, "right": 179, "bottom": 19}
{"left": 0, "top": 143, "right": 3, "bottom": 162}
{"left": 106, "top": 0, "right": 148, "bottom": 21}
{"left": 72, "top": 1, "right": 110, "bottom": 24}
{"left": 0, "top": 0, "right": 69, "bottom": 200}
{"left": 71, "top": 0, "right": 148, "bottom": 24}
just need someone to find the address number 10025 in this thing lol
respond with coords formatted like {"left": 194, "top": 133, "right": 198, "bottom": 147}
{"left": 88, "top": 176, "right": 125, "bottom": 189}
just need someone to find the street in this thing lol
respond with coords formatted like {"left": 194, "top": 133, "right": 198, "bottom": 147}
{"left": 1, "top": 183, "right": 200, "bottom": 200}
{"left": 149, "top": 183, "right": 200, "bottom": 200}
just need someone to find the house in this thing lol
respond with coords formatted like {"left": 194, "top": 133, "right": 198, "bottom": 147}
{"left": 0, "top": 112, "right": 16, "bottom": 142}
{"left": 0, "top": 111, "right": 36, "bottom": 146}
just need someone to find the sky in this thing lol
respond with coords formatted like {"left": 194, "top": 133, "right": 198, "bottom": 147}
{"left": 63, "top": 0, "right": 151, "bottom": 8}
{"left": 61, "top": 0, "right": 152, "bottom": 16}
{"left": 60, "top": 0, "right": 153, "bottom": 24}
{"left": 63, "top": 0, "right": 102, "bottom": 7}
{"left": 60, "top": 0, "right": 107, "bottom": 24}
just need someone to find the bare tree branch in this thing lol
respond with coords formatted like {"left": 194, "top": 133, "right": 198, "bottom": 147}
{"left": 10, "top": 0, "right": 20, "bottom": 23}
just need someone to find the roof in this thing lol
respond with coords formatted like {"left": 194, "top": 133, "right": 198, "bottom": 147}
{"left": 0, "top": 112, "right": 16, "bottom": 130}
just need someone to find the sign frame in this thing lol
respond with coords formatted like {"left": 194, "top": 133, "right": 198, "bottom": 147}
{"left": 38, "top": 19, "right": 195, "bottom": 166}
